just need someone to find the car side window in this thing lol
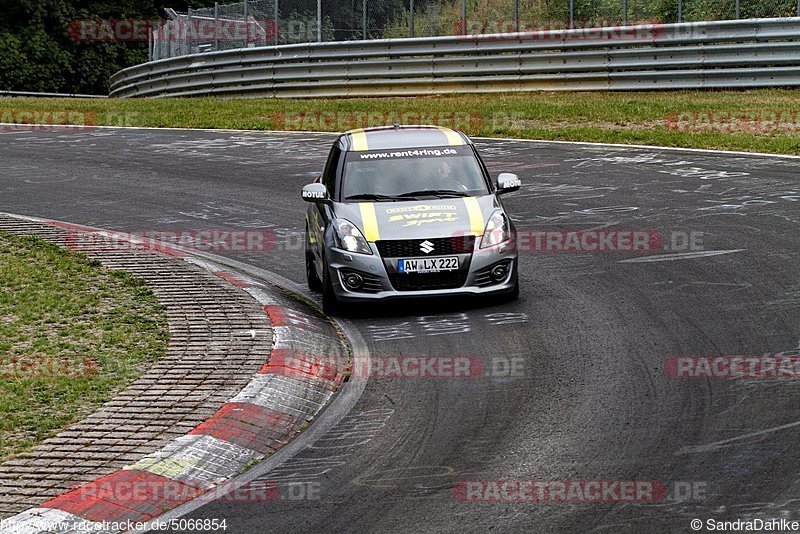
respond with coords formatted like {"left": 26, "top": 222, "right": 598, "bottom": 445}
{"left": 322, "top": 145, "right": 341, "bottom": 196}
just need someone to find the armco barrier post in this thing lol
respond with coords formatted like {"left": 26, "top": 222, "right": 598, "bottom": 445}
{"left": 317, "top": 0, "right": 322, "bottom": 42}
{"left": 363, "top": 0, "right": 367, "bottom": 39}
{"left": 514, "top": 0, "right": 520, "bottom": 31}
{"left": 410, "top": 0, "right": 415, "bottom": 37}
{"left": 678, "top": 0, "right": 683, "bottom": 22}
{"left": 187, "top": 8, "right": 192, "bottom": 55}
{"left": 570, "top": 0, "right": 575, "bottom": 28}
{"left": 243, "top": 0, "right": 249, "bottom": 48}
{"left": 462, "top": 0, "right": 467, "bottom": 35}
{"left": 214, "top": 2, "right": 220, "bottom": 51}
{"left": 275, "top": 0, "right": 279, "bottom": 45}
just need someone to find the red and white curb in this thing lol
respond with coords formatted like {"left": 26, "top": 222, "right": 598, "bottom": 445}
{"left": 0, "top": 216, "right": 348, "bottom": 534}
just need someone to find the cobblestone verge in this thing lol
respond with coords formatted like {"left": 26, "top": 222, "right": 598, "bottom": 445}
{"left": 0, "top": 216, "right": 271, "bottom": 517}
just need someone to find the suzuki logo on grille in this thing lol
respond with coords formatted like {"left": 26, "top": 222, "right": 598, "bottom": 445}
{"left": 420, "top": 240, "right": 435, "bottom": 254}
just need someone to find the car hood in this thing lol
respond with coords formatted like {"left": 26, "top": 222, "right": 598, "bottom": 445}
{"left": 334, "top": 196, "right": 501, "bottom": 241}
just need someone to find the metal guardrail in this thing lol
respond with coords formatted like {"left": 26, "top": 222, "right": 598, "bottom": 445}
{"left": 110, "top": 18, "right": 800, "bottom": 98}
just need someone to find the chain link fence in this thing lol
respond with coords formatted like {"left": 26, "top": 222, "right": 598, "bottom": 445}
{"left": 151, "top": 0, "right": 800, "bottom": 60}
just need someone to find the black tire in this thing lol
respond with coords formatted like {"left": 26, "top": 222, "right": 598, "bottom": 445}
{"left": 306, "top": 252, "right": 322, "bottom": 292}
{"left": 504, "top": 265, "right": 520, "bottom": 302}
{"left": 321, "top": 261, "right": 340, "bottom": 316}
{"left": 305, "top": 230, "right": 322, "bottom": 292}
{"left": 507, "top": 277, "right": 520, "bottom": 301}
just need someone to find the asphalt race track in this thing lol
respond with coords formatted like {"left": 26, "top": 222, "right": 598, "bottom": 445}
{"left": 1, "top": 127, "right": 799, "bottom": 533}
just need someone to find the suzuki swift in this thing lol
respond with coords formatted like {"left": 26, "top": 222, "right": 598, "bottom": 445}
{"left": 303, "top": 125, "right": 520, "bottom": 315}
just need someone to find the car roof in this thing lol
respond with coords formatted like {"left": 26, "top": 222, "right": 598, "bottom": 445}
{"left": 337, "top": 125, "right": 471, "bottom": 152}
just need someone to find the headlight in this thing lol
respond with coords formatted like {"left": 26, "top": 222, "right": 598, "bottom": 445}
{"left": 333, "top": 219, "right": 372, "bottom": 255}
{"left": 480, "top": 211, "right": 511, "bottom": 248}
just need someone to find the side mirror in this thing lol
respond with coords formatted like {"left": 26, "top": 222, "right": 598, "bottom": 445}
{"left": 497, "top": 173, "right": 521, "bottom": 195}
{"left": 302, "top": 183, "right": 329, "bottom": 203}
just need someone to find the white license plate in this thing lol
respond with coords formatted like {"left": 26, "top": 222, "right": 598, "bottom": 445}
{"left": 398, "top": 256, "right": 459, "bottom": 273}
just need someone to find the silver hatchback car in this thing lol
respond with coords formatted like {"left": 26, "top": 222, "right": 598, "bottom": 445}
{"left": 303, "top": 125, "right": 520, "bottom": 315}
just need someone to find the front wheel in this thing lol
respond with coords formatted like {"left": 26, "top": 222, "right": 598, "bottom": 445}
{"left": 321, "top": 262, "right": 341, "bottom": 316}
{"left": 306, "top": 251, "right": 322, "bottom": 292}
{"left": 504, "top": 267, "right": 520, "bottom": 302}
{"left": 305, "top": 230, "right": 322, "bottom": 292}
{"left": 507, "top": 278, "right": 520, "bottom": 301}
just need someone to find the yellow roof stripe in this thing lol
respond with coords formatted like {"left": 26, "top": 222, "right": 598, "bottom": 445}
{"left": 359, "top": 202, "right": 381, "bottom": 242}
{"left": 439, "top": 127, "right": 465, "bottom": 146}
{"left": 350, "top": 129, "right": 369, "bottom": 151}
{"left": 463, "top": 197, "right": 484, "bottom": 236}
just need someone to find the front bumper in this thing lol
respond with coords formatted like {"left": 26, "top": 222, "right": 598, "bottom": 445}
{"left": 326, "top": 240, "right": 518, "bottom": 303}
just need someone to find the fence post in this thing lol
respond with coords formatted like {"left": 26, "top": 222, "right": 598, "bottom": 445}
{"left": 274, "top": 0, "right": 279, "bottom": 45}
{"left": 569, "top": 0, "right": 574, "bottom": 29}
{"left": 514, "top": 0, "right": 520, "bottom": 31}
{"left": 462, "top": 0, "right": 467, "bottom": 35}
{"left": 678, "top": 0, "right": 683, "bottom": 22}
{"left": 243, "top": 0, "right": 249, "bottom": 48}
{"left": 363, "top": 0, "right": 367, "bottom": 39}
{"left": 214, "top": 2, "right": 219, "bottom": 51}
{"left": 186, "top": 9, "right": 192, "bottom": 55}
{"left": 410, "top": 0, "right": 415, "bottom": 38}
{"left": 317, "top": 0, "right": 322, "bottom": 42}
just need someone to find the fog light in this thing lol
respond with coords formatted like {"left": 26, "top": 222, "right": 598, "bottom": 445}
{"left": 491, "top": 264, "right": 509, "bottom": 282}
{"left": 343, "top": 272, "right": 363, "bottom": 289}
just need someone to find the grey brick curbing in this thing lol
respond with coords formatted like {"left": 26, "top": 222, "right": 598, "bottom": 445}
{"left": 0, "top": 214, "right": 349, "bottom": 533}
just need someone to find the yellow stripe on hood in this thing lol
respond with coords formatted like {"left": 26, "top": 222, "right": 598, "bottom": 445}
{"left": 359, "top": 202, "right": 381, "bottom": 242}
{"left": 463, "top": 197, "right": 484, "bottom": 236}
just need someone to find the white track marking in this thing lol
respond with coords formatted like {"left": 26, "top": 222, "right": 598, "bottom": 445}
{"left": 619, "top": 250, "right": 745, "bottom": 263}
{"left": 676, "top": 420, "right": 800, "bottom": 455}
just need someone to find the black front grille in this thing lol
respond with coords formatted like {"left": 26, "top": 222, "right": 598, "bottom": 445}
{"left": 376, "top": 236, "right": 476, "bottom": 258}
{"left": 389, "top": 271, "right": 469, "bottom": 291}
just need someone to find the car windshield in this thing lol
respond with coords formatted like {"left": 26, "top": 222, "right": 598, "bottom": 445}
{"left": 341, "top": 146, "right": 489, "bottom": 200}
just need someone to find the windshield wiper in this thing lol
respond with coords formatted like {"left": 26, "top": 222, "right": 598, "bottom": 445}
{"left": 395, "top": 189, "right": 470, "bottom": 199}
{"left": 344, "top": 193, "right": 397, "bottom": 202}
